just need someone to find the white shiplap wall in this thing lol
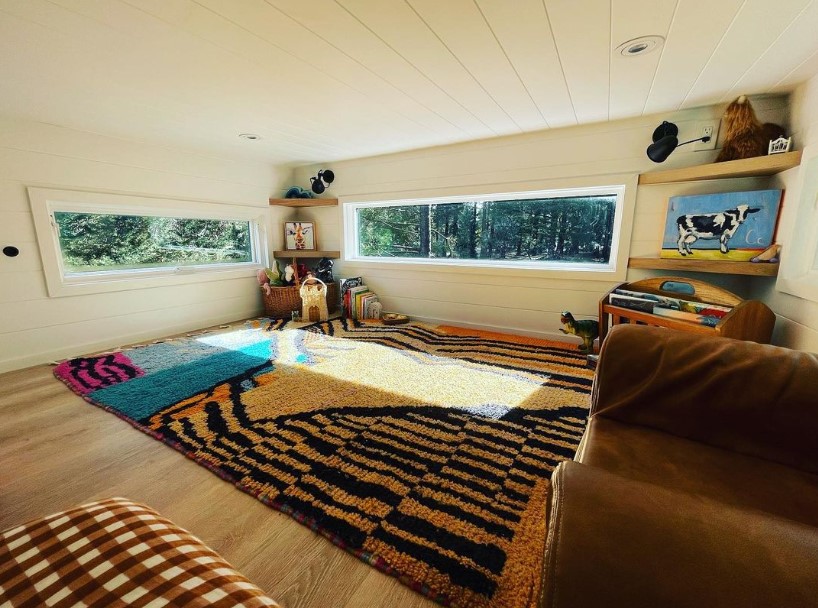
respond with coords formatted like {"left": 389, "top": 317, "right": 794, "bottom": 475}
{"left": 751, "top": 75, "right": 818, "bottom": 351}
{"left": 293, "top": 98, "right": 789, "bottom": 344}
{"left": 0, "top": 118, "right": 291, "bottom": 372}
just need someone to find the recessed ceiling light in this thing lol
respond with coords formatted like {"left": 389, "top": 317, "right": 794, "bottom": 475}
{"left": 238, "top": 133, "right": 262, "bottom": 140}
{"left": 616, "top": 36, "right": 664, "bottom": 57}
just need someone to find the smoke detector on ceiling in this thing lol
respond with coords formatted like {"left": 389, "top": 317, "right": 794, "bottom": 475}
{"left": 616, "top": 36, "right": 664, "bottom": 57}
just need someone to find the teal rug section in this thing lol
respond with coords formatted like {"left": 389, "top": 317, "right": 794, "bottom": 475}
{"left": 92, "top": 337, "right": 273, "bottom": 420}
{"left": 126, "top": 341, "right": 223, "bottom": 374}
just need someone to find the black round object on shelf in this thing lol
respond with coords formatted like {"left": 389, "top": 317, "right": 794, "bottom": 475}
{"left": 319, "top": 169, "right": 335, "bottom": 184}
{"left": 310, "top": 177, "right": 326, "bottom": 194}
{"left": 3, "top": 246, "right": 20, "bottom": 257}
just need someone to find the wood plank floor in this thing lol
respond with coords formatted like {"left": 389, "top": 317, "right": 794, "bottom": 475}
{"left": 0, "top": 323, "right": 437, "bottom": 608}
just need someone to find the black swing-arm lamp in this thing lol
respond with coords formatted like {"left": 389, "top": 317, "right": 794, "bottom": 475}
{"left": 646, "top": 121, "right": 711, "bottom": 163}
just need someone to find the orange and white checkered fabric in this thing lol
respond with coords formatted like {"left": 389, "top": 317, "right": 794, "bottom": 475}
{"left": 0, "top": 497, "right": 279, "bottom": 607}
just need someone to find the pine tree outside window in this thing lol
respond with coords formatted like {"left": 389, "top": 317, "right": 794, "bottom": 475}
{"left": 345, "top": 186, "right": 626, "bottom": 273}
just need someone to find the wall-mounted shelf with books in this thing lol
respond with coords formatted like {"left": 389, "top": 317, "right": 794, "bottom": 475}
{"left": 269, "top": 198, "right": 338, "bottom": 208}
{"left": 273, "top": 250, "right": 340, "bottom": 259}
{"left": 638, "top": 151, "right": 801, "bottom": 185}
{"left": 628, "top": 257, "right": 779, "bottom": 277}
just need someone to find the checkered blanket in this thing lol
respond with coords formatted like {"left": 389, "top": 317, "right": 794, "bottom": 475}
{"left": 0, "top": 497, "right": 279, "bottom": 607}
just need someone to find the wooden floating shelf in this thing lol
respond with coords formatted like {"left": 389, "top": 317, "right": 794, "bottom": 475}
{"left": 638, "top": 151, "right": 802, "bottom": 185}
{"left": 628, "top": 257, "right": 779, "bottom": 277}
{"left": 269, "top": 198, "right": 338, "bottom": 208}
{"left": 274, "top": 250, "right": 340, "bottom": 259}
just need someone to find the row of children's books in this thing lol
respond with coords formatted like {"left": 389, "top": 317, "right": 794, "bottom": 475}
{"left": 608, "top": 288, "right": 733, "bottom": 328}
{"left": 340, "top": 277, "right": 382, "bottom": 320}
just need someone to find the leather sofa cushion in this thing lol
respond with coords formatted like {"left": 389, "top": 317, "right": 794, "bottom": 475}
{"left": 578, "top": 416, "right": 818, "bottom": 528}
{"left": 541, "top": 461, "right": 818, "bottom": 608}
{"left": 592, "top": 325, "right": 818, "bottom": 474}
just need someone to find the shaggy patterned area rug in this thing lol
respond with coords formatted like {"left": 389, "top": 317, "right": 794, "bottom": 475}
{"left": 54, "top": 319, "right": 593, "bottom": 608}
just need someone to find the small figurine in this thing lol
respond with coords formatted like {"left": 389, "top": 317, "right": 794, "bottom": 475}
{"left": 314, "top": 257, "right": 334, "bottom": 283}
{"left": 559, "top": 311, "right": 599, "bottom": 353}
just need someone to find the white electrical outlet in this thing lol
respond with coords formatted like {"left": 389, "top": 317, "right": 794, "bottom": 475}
{"left": 694, "top": 120, "right": 719, "bottom": 151}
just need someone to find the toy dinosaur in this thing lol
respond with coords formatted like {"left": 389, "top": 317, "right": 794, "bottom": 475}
{"left": 559, "top": 311, "right": 599, "bottom": 353}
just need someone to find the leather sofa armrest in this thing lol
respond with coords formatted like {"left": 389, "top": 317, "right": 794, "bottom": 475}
{"left": 540, "top": 461, "right": 818, "bottom": 608}
{"left": 591, "top": 325, "right": 818, "bottom": 473}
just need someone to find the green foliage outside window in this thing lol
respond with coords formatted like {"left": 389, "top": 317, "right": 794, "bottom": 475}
{"left": 54, "top": 212, "right": 253, "bottom": 273}
{"left": 357, "top": 196, "right": 616, "bottom": 264}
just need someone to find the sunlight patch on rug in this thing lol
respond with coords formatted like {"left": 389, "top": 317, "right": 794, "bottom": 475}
{"left": 53, "top": 319, "right": 593, "bottom": 608}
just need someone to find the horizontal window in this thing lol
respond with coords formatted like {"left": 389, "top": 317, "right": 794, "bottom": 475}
{"left": 345, "top": 186, "right": 626, "bottom": 272}
{"left": 29, "top": 188, "right": 269, "bottom": 297}
{"left": 54, "top": 212, "right": 253, "bottom": 274}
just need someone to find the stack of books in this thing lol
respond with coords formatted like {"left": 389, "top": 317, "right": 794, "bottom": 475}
{"left": 340, "top": 277, "right": 381, "bottom": 320}
{"left": 608, "top": 288, "right": 732, "bottom": 328}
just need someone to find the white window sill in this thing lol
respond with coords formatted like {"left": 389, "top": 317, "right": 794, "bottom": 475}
{"left": 341, "top": 257, "right": 625, "bottom": 282}
{"left": 49, "top": 264, "right": 263, "bottom": 297}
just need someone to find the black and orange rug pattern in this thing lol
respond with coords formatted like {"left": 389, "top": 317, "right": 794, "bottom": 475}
{"left": 54, "top": 319, "right": 593, "bottom": 608}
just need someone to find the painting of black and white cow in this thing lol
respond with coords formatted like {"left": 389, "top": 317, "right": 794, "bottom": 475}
{"left": 676, "top": 204, "right": 760, "bottom": 256}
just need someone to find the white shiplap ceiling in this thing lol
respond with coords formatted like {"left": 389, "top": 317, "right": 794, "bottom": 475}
{"left": 1, "top": 0, "right": 817, "bottom": 165}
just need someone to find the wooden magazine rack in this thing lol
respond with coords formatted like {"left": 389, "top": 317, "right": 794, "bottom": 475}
{"left": 599, "top": 277, "right": 775, "bottom": 345}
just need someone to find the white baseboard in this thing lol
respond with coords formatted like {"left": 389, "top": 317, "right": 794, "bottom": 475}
{"left": 407, "top": 314, "right": 583, "bottom": 346}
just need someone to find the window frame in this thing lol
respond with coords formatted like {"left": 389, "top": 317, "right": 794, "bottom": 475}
{"left": 29, "top": 188, "right": 270, "bottom": 298}
{"left": 342, "top": 183, "right": 631, "bottom": 280}
{"left": 776, "top": 144, "right": 818, "bottom": 303}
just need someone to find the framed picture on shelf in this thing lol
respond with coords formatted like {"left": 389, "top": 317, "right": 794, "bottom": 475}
{"left": 284, "top": 221, "right": 317, "bottom": 251}
{"left": 660, "top": 189, "right": 782, "bottom": 261}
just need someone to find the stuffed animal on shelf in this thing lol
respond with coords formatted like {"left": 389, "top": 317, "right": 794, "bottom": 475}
{"left": 297, "top": 263, "right": 309, "bottom": 281}
{"left": 265, "top": 260, "right": 285, "bottom": 287}
{"left": 284, "top": 264, "right": 296, "bottom": 286}
{"left": 715, "top": 95, "right": 766, "bottom": 163}
{"left": 284, "top": 186, "right": 314, "bottom": 199}
{"left": 314, "top": 257, "right": 334, "bottom": 283}
{"left": 559, "top": 311, "right": 599, "bottom": 353}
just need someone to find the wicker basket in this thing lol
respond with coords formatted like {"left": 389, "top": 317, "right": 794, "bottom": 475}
{"left": 262, "top": 282, "right": 339, "bottom": 318}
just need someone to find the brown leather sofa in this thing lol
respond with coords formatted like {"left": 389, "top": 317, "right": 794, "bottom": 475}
{"left": 541, "top": 324, "right": 818, "bottom": 608}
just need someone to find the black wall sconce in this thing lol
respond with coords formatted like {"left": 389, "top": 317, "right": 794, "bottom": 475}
{"left": 647, "top": 121, "right": 711, "bottom": 163}
{"left": 310, "top": 169, "right": 335, "bottom": 194}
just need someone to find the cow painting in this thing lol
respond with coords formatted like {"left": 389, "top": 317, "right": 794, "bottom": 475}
{"left": 676, "top": 204, "right": 760, "bottom": 256}
{"left": 661, "top": 190, "right": 781, "bottom": 262}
